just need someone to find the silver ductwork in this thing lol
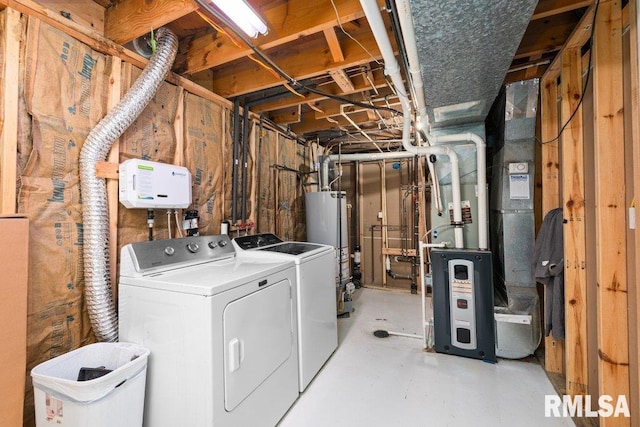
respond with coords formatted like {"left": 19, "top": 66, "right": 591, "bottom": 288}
{"left": 79, "top": 28, "right": 178, "bottom": 342}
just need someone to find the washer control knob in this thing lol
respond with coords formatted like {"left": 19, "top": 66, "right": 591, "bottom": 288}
{"left": 164, "top": 246, "right": 175, "bottom": 256}
{"left": 218, "top": 239, "right": 228, "bottom": 247}
{"left": 208, "top": 241, "right": 218, "bottom": 249}
{"left": 187, "top": 242, "right": 200, "bottom": 253}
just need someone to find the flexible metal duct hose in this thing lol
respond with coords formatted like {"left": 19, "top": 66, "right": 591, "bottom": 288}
{"left": 79, "top": 28, "right": 178, "bottom": 342}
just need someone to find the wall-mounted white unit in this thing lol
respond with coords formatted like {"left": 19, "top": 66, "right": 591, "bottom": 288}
{"left": 119, "top": 159, "right": 192, "bottom": 209}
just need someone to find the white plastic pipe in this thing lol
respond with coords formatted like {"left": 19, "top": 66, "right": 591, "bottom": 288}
{"left": 395, "top": 0, "right": 428, "bottom": 128}
{"left": 430, "top": 133, "right": 488, "bottom": 250}
{"left": 394, "top": 0, "right": 443, "bottom": 219}
{"left": 324, "top": 147, "right": 464, "bottom": 249}
{"left": 347, "top": 0, "right": 465, "bottom": 248}
{"left": 392, "top": 0, "right": 488, "bottom": 249}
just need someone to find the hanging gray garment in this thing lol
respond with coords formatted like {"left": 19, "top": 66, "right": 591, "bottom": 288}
{"left": 531, "top": 208, "right": 565, "bottom": 340}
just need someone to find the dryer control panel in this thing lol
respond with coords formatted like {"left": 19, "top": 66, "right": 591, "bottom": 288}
{"left": 123, "top": 234, "right": 235, "bottom": 275}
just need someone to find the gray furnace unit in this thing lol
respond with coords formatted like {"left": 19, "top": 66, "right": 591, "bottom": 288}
{"left": 432, "top": 249, "right": 496, "bottom": 362}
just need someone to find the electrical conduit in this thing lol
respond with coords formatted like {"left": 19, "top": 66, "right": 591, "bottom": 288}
{"left": 79, "top": 28, "right": 178, "bottom": 342}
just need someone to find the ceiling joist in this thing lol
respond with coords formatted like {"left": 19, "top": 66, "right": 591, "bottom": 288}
{"left": 175, "top": 0, "right": 366, "bottom": 75}
{"left": 105, "top": 0, "right": 198, "bottom": 45}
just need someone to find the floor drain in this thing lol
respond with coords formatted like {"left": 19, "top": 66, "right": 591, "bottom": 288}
{"left": 373, "top": 330, "right": 389, "bottom": 338}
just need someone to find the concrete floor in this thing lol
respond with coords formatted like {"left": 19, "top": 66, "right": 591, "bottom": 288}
{"left": 278, "top": 288, "right": 575, "bottom": 427}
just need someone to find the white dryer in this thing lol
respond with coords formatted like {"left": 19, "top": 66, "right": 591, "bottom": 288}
{"left": 118, "top": 234, "right": 299, "bottom": 427}
{"left": 233, "top": 233, "right": 338, "bottom": 392}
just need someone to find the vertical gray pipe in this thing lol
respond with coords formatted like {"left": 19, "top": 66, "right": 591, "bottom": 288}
{"left": 79, "top": 28, "right": 178, "bottom": 342}
{"left": 241, "top": 105, "right": 250, "bottom": 223}
{"left": 232, "top": 98, "right": 240, "bottom": 223}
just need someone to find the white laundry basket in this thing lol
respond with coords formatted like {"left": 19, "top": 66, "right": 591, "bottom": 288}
{"left": 31, "top": 342, "right": 150, "bottom": 427}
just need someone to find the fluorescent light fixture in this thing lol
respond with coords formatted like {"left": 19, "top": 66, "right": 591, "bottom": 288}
{"left": 211, "top": 0, "right": 268, "bottom": 38}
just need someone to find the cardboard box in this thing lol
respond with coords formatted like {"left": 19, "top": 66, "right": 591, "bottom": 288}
{"left": 0, "top": 216, "right": 29, "bottom": 426}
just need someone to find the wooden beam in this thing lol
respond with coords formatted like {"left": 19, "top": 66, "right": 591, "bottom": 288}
{"left": 211, "top": 28, "right": 383, "bottom": 98}
{"left": 532, "top": 0, "right": 592, "bottom": 21}
{"left": 104, "top": 0, "right": 198, "bottom": 44}
{"left": 37, "top": 0, "right": 106, "bottom": 33}
{"left": 313, "top": 90, "right": 399, "bottom": 119}
{"left": 592, "top": 1, "right": 630, "bottom": 423}
{"left": 323, "top": 26, "right": 345, "bottom": 62}
{"left": 268, "top": 105, "right": 302, "bottom": 125}
{"left": 328, "top": 69, "right": 355, "bottom": 93}
{"left": 251, "top": 67, "right": 389, "bottom": 114}
{"left": 543, "top": 3, "right": 596, "bottom": 82}
{"left": 0, "top": 0, "right": 233, "bottom": 109}
{"left": 0, "top": 8, "right": 20, "bottom": 215}
{"left": 560, "top": 46, "right": 588, "bottom": 396}
{"left": 515, "top": 11, "right": 582, "bottom": 60}
{"left": 381, "top": 248, "right": 416, "bottom": 257}
{"left": 540, "top": 74, "right": 564, "bottom": 374}
{"left": 290, "top": 110, "right": 372, "bottom": 134}
{"left": 176, "top": 0, "right": 366, "bottom": 74}
{"left": 95, "top": 161, "right": 119, "bottom": 179}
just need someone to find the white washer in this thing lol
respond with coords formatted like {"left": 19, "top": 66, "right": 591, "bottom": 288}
{"left": 118, "top": 234, "right": 299, "bottom": 427}
{"left": 233, "top": 233, "right": 338, "bottom": 392}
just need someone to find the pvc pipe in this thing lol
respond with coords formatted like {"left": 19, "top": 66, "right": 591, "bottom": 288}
{"left": 386, "top": 330, "right": 422, "bottom": 340}
{"left": 430, "top": 133, "right": 488, "bottom": 250}
{"left": 394, "top": 0, "right": 444, "bottom": 214}
{"left": 395, "top": 0, "right": 428, "bottom": 128}
{"left": 392, "top": 0, "right": 488, "bottom": 249}
{"left": 359, "top": 0, "right": 462, "bottom": 249}
{"left": 324, "top": 147, "right": 463, "bottom": 249}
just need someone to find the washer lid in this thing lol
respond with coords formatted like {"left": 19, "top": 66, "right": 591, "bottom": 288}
{"left": 119, "top": 257, "right": 294, "bottom": 296}
{"left": 259, "top": 242, "right": 326, "bottom": 255}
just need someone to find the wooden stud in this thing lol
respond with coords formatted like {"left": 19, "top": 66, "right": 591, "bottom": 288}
{"left": 540, "top": 74, "right": 564, "bottom": 374}
{"left": 358, "top": 161, "right": 365, "bottom": 285}
{"left": 628, "top": 0, "right": 640, "bottom": 421}
{"left": 105, "top": 57, "right": 121, "bottom": 299}
{"left": 592, "top": 1, "right": 630, "bottom": 424}
{"left": 560, "top": 46, "right": 588, "bottom": 396}
{"left": 173, "top": 88, "right": 185, "bottom": 166}
{"left": 0, "top": 8, "right": 20, "bottom": 215}
{"left": 220, "top": 107, "right": 226, "bottom": 220}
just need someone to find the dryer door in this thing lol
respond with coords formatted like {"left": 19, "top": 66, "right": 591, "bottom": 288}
{"left": 223, "top": 279, "right": 294, "bottom": 411}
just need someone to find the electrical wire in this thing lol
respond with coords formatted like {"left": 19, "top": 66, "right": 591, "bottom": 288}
{"left": 174, "top": 210, "right": 184, "bottom": 238}
{"left": 166, "top": 210, "right": 172, "bottom": 239}
{"left": 539, "top": 0, "right": 600, "bottom": 145}
{"left": 195, "top": 1, "right": 403, "bottom": 117}
{"left": 329, "top": 0, "right": 382, "bottom": 66}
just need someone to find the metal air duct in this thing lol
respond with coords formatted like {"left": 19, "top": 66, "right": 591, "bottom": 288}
{"left": 79, "top": 28, "right": 178, "bottom": 342}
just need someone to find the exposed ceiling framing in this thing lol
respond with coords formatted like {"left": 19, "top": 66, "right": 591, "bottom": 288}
{"left": 0, "top": 0, "right": 592, "bottom": 148}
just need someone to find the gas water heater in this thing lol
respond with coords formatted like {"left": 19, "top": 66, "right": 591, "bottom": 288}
{"left": 431, "top": 249, "right": 496, "bottom": 362}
